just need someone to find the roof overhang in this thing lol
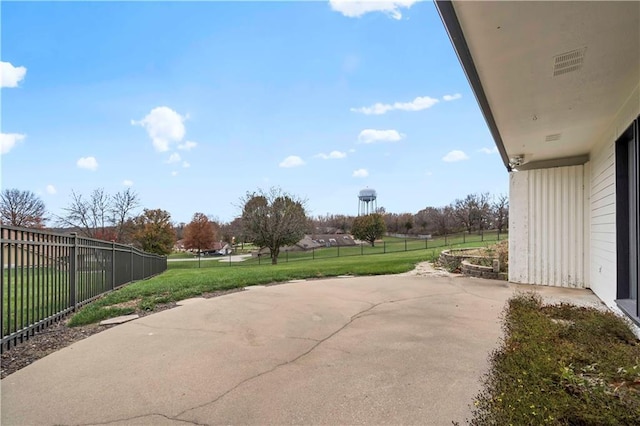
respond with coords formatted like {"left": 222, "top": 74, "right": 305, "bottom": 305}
{"left": 436, "top": 1, "right": 640, "bottom": 171}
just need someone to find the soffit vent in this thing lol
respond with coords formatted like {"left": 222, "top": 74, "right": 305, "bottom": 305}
{"left": 553, "top": 48, "right": 586, "bottom": 77}
{"left": 545, "top": 133, "right": 562, "bottom": 142}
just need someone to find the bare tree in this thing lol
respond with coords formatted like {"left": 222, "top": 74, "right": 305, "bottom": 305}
{"left": 454, "top": 193, "right": 492, "bottom": 233}
{"left": 0, "top": 189, "right": 47, "bottom": 228}
{"left": 59, "top": 188, "right": 140, "bottom": 241}
{"left": 424, "top": 206, "right": 456, "bottom": 236}
{"left": 219, "top": 217, "right": 244, "bottom": 244}
{"left": 492, "top": 194, "right": 509, "bottom": 233}
{"left": 241, "top": 187, "right": 308, "bottom": 265}
{"left": 111, "top": 188, "right": 140, "bottom": 242}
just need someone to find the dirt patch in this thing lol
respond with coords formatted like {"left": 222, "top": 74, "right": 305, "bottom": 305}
{"left": 398, "top": 261, "right": 453, "bottom": 277}
{"left": 110, "top": 299, "right": 141, "bottom": 310}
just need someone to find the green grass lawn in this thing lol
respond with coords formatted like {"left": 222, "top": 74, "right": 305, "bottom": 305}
{"left": 68, "top": 249, "right": 438, "bottom": 326}
{"left": 2, "top": 267, "right": 111, "bottom": 335}
{"left": 169, "top": 232, "right": 507, "bottom": 270}
{"left": 167, "top": 252, "right": 196, "bottom": 259}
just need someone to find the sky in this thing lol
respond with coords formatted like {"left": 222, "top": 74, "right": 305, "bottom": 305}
{"left": 0, "top": 0, "right": 508, "bottom": 225}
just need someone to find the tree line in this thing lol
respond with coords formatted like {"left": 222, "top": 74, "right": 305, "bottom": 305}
{"left": 312, "top": 192, "right": 508, "bottom": 237}
{"left": 1, "top": 187, "right": 508, "bottom": 263}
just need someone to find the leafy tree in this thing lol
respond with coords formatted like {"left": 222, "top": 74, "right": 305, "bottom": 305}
{"left": 183, "top": 213, "right": 217, "bottom": 256}
{"left": 241, "top": 187, "right": 308, "bottom": 265}
{"left": 0, "top": 189, "right": 47, "bottom": 228}
{"left": 58, "top": 188, "right": 139, "bottom": 242}
{"left": 351, "top": 213, "right": 386, "bottom": 247}
{"left": 132, "top": 209, "right": 175, "bottom": 255}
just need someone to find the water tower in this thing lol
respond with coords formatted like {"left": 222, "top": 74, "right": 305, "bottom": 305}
{"left": 358, "top": 188, "right": 377, "bottom": 216}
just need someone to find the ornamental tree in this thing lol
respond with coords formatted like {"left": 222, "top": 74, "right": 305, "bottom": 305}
{"left": 240, "top": 187, "right": 308, "bottom": 265}
{"left": 351, "top": 213, "right": 386, "bottom": 247}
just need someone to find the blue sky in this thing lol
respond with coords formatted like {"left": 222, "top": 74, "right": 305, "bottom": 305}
{"left": 1, "top": 0, "right": 507, "bottom": 224}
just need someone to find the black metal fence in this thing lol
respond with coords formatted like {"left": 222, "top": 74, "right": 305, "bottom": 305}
{"left": 1, "top": 225, "right": 167, "bottom": 351}
{"left": 172, "top": 229, "right": 508, "bottom": 269}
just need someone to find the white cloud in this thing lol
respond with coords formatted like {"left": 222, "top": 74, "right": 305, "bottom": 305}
{"left": 171, "top": 171, "right": 178, "bottom": 177}
{"left": 166, "top": 152, "right": 181, "bottom": 163}
{"left": 182, "top": 161, "right": 190, "bottom": 168}
{"left": 77, "top": 156, "right": 99, "bottom": 171}
{"left": 425, "top": 171, "right": 433, "bottom": 176}
{"left": 0, "top": 133, "right": 26, "bottom": 154}
{"left": 352, "top": 168, "right": 369, "bottom": 178}
{"left": 131, "top": 106, "right": 186, "bottom": 152}
{"left": 329, "top": 0, "right": 419, "bottom": 20}
{"left": 178, "top": 140, "right": 197, "bottom": 151}
{"left": 279, "top": 155, "right": 305, "bottom": 168}
{"left": 358, "top": 129, "right": 404, "bottom": 144}
{"left": 442, "top": 150, "right": 469, "bottom": 162}
{"left": 316, "top": 150, "right": 347, "bottom": 160}
{"left": 478, "top": 147, "right": 498, "bottom": 154}
{"left": 443, "top": 93, "right": 462, "bottom": 101}
{"left": 0, "top": 61, "right": 27, "bottom": 88}
{"left": 46, "top": 185, "right": 57, "bottom": 195}
{"left": 123, "top": 180, "right": 134, "bottom": 187}
{"left": 351, "top": 96, "right": 439, "bottom": 115}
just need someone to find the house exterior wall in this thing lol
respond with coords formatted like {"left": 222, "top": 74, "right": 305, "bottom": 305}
{"left": 509, "top": 164, "right": 589, "bottom": 288}
{"left": 509, "top": 85, "right": 639, "bottom": 306}
{"left": 589, "top": 85, "right": 640, "bottom": 307}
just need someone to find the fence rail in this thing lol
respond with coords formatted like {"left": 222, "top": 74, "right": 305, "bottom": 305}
{"left": 172, "top": 229, "right": 508, "bottom": 269}
{"left": 1, "top": 225, "right": 167, "bottom": 351}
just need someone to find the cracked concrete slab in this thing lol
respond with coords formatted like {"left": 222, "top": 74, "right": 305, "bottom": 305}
{"left": 99, "top": 314, "right": 140, "bottom": 325}
{"left": 1, "top": 274, "right": 601, "bottom": 425}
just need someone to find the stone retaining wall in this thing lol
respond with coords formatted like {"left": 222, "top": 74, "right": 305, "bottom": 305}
{"left": 439, "top": 248, "right": 486, "bottom": 271}
{"left": 440, "top": 248, "right": 508, "bottom": 280}
{"left": 461, "top": 260, "right": 508, "bottom": 281}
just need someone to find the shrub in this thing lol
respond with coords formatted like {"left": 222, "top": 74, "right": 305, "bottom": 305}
{"left": 470, "top": 292, "right": 640, "bottom": 425}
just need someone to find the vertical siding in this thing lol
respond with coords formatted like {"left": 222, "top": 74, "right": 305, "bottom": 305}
{"left": 509, "top": 164, "right": 587, "bottom": 287}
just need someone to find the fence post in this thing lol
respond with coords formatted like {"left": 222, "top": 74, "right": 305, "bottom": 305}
{"left": 481, "top": 229, "right": 484, "bottom": 242}
{"left": 445, "top": 233, "right": 448, "bottom": 245}
{"left": 111, "top": 241, "right": 116, "bottom": 290}
{"left": 405, "top": 239, "right": 407, "bottom": 251}
{"left": 312, "top": 247, "right": 315, "bottom": 260}
{"left": 384, "top": 241, "right": 386, "bottom": 254}
{"left": 463, "top": 232, "right": 466, "bottom": 244}
{"left": 130, "top": 245, "right": 134, "bottom": 283}
{"left": 337, "top": 245, "right": 340, "bottom": 258}
{"left": 361, "top": 243, "right": 363, "bottom": 256}
{"left": 70, "top": 233, "right": 78, "bottom": 310}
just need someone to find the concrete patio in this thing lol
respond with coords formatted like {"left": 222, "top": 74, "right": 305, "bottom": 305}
{"left": 1, "top": 273, "right": 602, "bottom": 425}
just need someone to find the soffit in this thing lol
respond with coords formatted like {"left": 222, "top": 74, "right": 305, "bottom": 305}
{"left": 452, "top": 1, "right": 640, "bottom": 164}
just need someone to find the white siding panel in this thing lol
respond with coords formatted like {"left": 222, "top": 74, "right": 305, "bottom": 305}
{"left": 588, "top": 85, "right": 639, "bottom": 307}
{"left": 589, "top": 136, "right": 618, "bottom": 304}
{"left": 509, "top": 165, "right": 587, "bottom": 288}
